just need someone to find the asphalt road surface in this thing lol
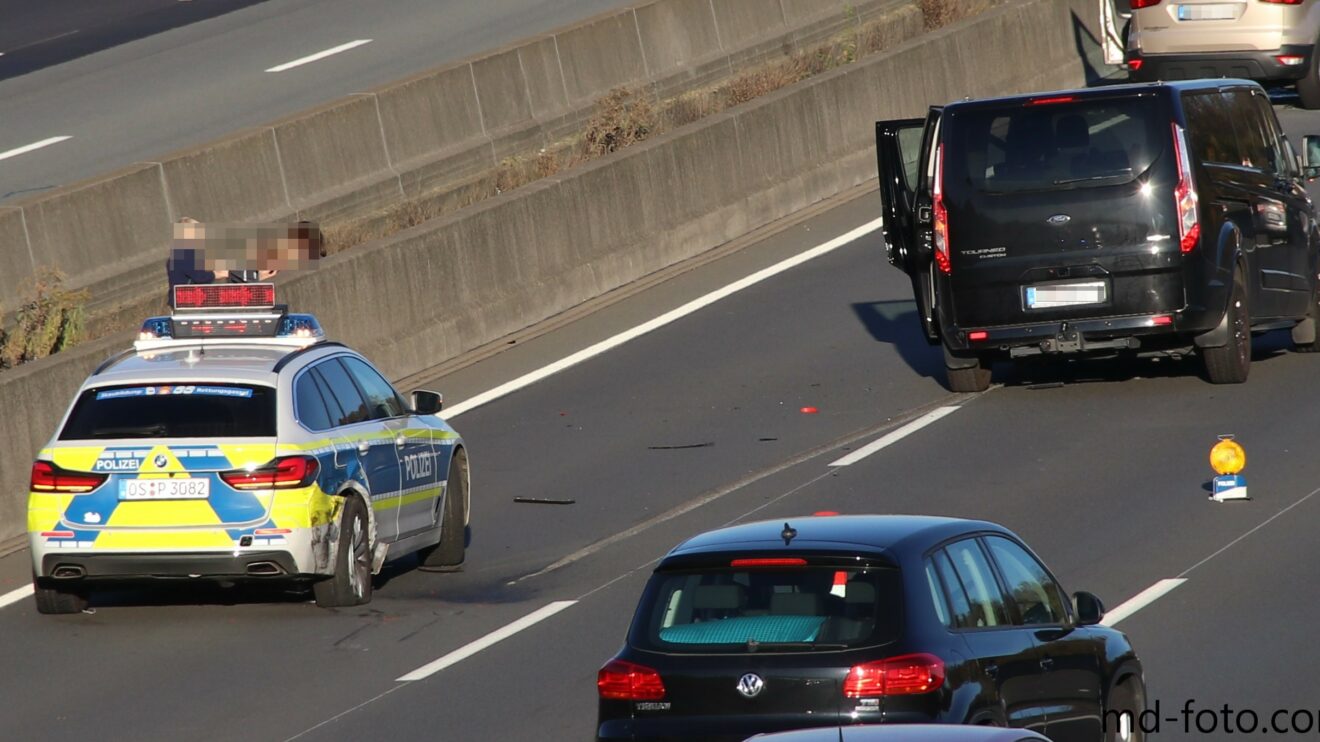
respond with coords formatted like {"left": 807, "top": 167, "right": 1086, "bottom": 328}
{"left": 0, "top": 0, "right": 629, "bottom": 202}
{"left": 2, "top": 101, "right": 1319, "bottom": 741}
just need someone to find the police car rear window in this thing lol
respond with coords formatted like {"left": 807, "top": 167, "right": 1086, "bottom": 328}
{"left": 946, "top": 96, "right": 1166, "bottom": 194}
{"left": 632, "top": 566, "right": 902, "bottom": 653}
{"left": 59, "top": 384, "right": 276, "bottom": 440}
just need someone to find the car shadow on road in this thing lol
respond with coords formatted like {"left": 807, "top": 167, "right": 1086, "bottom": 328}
{"left": 851, "top": 299, "right": 944, "bottom": 379}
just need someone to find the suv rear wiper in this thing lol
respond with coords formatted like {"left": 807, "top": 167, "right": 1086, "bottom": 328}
{"left": 1052, "top": 169, "right": 1133, "bottom": 186}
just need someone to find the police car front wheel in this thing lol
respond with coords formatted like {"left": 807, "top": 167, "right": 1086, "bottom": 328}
{"left": 314, "top": 496, "right": 373, "bottom": 608}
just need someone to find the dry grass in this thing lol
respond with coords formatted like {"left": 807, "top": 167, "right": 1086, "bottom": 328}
{"left": 582, "top": 88, "right": 657, "bottom": 158}
{"left": 1, "top": 268, "right": 89, "bottom": 369}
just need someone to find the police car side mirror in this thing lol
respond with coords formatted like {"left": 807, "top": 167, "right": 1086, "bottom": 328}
{"left": 1303, "top": 135, "right": 1320, "bottom": 181}
{"left": 411, "top": 389, "right": 443, "bottom": 415}
{"left": 1073, "top": 591, "right": 1105, "bottom": 627}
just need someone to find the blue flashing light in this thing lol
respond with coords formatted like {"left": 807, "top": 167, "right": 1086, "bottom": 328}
{"left": 139, "top": 317, "right": 173, "bottom": 340}
{"left": 277, "top": 314, "right": 324, "bottom": 340}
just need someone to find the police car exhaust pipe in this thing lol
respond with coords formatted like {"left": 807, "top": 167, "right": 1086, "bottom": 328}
{"left": 246, "top": 562, "right": 285, "bottom": 576}
{"left": 51, "top": 565, "right": 85, "bottom": 579}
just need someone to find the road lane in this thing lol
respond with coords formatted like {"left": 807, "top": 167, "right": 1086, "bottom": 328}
{"left": 0, "top": 0, "right": 631, "bottom": 201}
{"left": 2, "top": 100, "right": 1320, "bottom": 741}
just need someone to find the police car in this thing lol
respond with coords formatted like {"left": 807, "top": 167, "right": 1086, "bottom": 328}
{"left": 27, "top": 284, "right": 469, "bottom": 614}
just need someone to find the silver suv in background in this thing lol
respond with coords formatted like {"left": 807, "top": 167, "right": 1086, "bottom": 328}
{"left": 1124, "top": 0, "right": 1320, "bottom": 109}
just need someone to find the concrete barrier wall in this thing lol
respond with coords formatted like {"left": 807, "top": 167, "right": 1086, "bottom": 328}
{"left": 0, "top": 0, "right": 914, "bottom": 314}
{"left": 0, "top": 0, "right": 1100, "bottom": 543}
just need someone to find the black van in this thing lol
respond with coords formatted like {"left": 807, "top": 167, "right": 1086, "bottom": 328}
{"left": 876, "top": 80, "right": 1320, "bottom": 391}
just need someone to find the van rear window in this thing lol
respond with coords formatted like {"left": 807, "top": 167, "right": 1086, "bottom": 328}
{"left": 946, "top": 97, "right": 1166, "bottom": 193}
{"left": 59, "top": 384, "right": 276, "bottom": 439}
{"left": 631, "top": 566, "right": 901, "bottom": 653}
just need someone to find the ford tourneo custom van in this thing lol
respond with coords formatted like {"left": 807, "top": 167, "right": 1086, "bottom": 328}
{"left": 876, "top": 80, "right": 1320, "bottom": 391}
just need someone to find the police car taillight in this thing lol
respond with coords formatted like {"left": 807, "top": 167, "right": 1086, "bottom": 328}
{"left": 173, "top": 283, "right": 275, "bottom": 310}
{"left": 30, "top": 461, "right": 107, "bottom": 493}
{"left": 220, "top": 456, "right": 319, "bottom": 490}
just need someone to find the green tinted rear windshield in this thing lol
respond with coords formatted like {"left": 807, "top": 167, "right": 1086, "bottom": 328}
{"left": 946, "top": 96, "right": 1167, "bottom": 194}
{"left": 632, "top": 566, "right": 901, "bottom": 653}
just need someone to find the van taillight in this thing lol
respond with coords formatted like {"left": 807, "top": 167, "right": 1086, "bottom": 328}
{"left": 1129, "top": 0, "right": 1161, "bottom": 8}
{"left": 932, "top": 143, "right": 951, "bottom": 274}
{"left": 1171, "top": 123, "right": 1199, "bottom": 253}
{"left": 30, "top": 461, "right": 107, "bottom": 493}
{"left": 598, "top": 659, "right": 666, "bottom": 700}
{"left": 844, "top": 653, "right": 946, "bottom": 697}
{"left": 220, "top": 456, "right": 319, "bottom": 490}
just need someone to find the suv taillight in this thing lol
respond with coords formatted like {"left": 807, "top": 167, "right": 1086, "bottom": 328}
{"left": 1261, "top": 0, "right": 1303, "bottom": 5}
{"left": 1130, "top": 0, "right": 1161, "bottom": 8}
{"left": 220, "top": 455, "right": 320, "bottom": 490}
{"left": 30, "top": 461, "right": 108, "bottom": 493}
{"left": 1171, "top": 123, "right": 1200, "bottom": 254}
{"left": 598, "top": 659, "right": 666, "bottom": 700}
{"left": 932, "top": 143, "right": 951, "bottom": 274}
{"left": 844, "top": 653, "right": 946, "bottom": 697}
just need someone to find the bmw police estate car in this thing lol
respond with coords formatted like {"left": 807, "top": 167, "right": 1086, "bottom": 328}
{"left": 27, "top": 284, "right": 469, "bottom": 614}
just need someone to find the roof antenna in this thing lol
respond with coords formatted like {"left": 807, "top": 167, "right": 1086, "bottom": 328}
{"left": 781, "top": 522, "right": 797, "bottom": 546}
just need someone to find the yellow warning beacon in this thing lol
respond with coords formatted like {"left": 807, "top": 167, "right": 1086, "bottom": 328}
{"left": 1209, "top": 435, "right": 1248, "bottom": 501}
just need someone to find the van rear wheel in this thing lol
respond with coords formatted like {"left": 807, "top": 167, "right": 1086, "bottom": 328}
{"left": 1203, "top": 270, "right": 1250, "bottom": 384}
{"left": 945, "top": 349, "right": 992, "bottom": 393}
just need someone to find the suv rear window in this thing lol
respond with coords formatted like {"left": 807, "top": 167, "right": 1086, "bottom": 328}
{"left": 631, "top": 566, "right": 901, "bottom": 653}
{"left": 59, "top": 384, "right": 276, "bottom": 439}
{"left": 946, "top": 96, "right": 1166, "bottom": 193}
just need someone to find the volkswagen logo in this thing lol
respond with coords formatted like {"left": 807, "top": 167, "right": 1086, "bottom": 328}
{"left": 1047, "top": 214, "right": 1071, "bottom": 226}
{"left": 736, "top": 673, "right": 765, "bottom": 698}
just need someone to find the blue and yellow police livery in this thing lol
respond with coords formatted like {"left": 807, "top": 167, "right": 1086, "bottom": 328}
{"left": 27, "top": 284, "right": 469, "bottom": 614}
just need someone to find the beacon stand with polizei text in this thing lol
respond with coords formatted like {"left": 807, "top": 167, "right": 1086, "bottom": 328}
{"left": 1209, "top": 435, "right": 1249, "bottom": 502}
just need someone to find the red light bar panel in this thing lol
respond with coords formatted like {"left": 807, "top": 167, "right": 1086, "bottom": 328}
{"left": 730, "top": 558, "right": 809, "bottom": 567}
{"left": 173, "top": 283, "right": 275, "bottom": 310}
{"left": 172, "top": 316, "right": 281, "bottom": 339}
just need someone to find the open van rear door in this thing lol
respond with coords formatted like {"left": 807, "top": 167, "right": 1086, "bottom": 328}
{"left": 876, "top": 107, "right": 942, "bottom": 343}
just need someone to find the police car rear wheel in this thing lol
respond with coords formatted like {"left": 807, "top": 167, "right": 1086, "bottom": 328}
{"left": 33, "top": 576, "right": 88, "bottom": 615}
{"left": 314, "top": 496, "right": 373, "bottom": 608}
{"left": 420, "top": 449, "right": 467, "bottom": 571}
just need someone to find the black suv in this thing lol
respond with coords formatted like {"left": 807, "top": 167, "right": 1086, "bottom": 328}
{"left": 876, "top": 80, "right": 1320, "bottom": 391}
{"left": 596, "top": 515, "right": 1143, "bottom": 742}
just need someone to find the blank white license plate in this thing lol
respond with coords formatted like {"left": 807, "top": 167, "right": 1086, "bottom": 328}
{"left": 119, "top": 478, "right": 210, "bottom": 500}
{"left": 1025, "top": 281, "right": 1107, "bottom": 309}
{"left": 1177, "top": 4, "right": 1236, "bottom": 20}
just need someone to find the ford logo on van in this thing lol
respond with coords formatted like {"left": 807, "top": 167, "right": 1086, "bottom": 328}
{"left": 1047, "top": 214, "right": 1071, "bottom": 225}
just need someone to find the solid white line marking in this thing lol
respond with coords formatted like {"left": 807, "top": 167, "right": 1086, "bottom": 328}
{"left": 1101, "top": 578, "right": 1185, "bottom": 627}
{"left": 266, "top": 39, "right": 372, "bottom": 72}
{"left": 396, "top": 600, "right": 577, "bottom": 681}
{"left": 828, "top": 406, "right": 961, "bottom": 466}
{"left": 0, "top": 584, "right": 33, "bottom": 610}
{"left": 442, "top": 218, "right": 883, "bottom": 419}
{"left": 0, "top": 136, "right": 72, "bottom": 162}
